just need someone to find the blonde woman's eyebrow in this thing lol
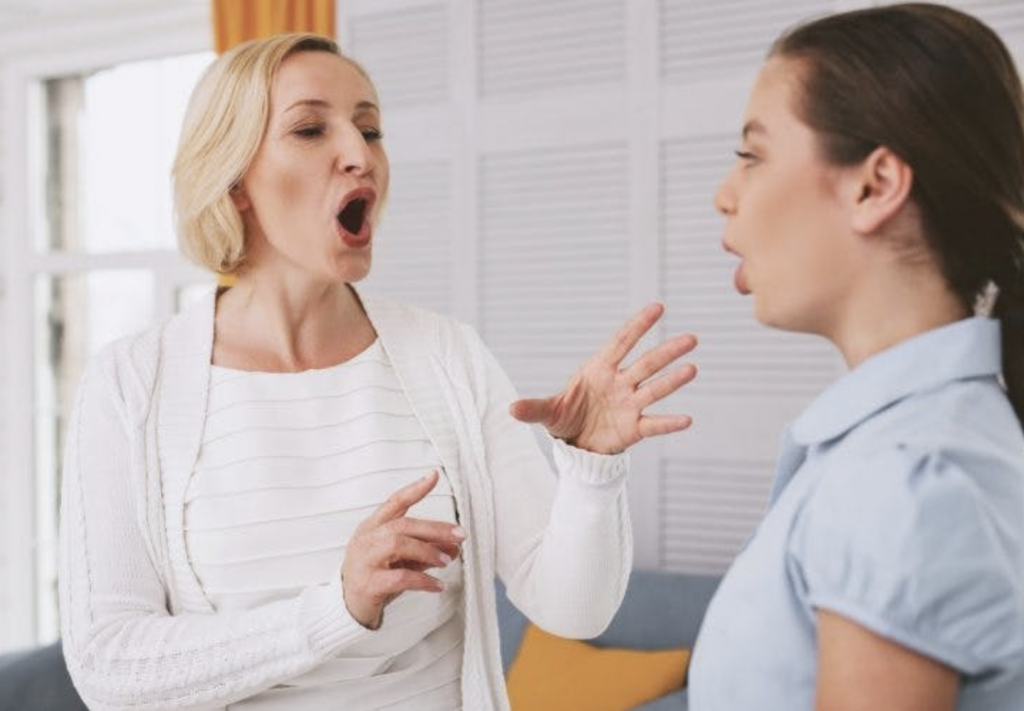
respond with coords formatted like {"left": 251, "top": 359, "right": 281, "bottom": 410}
{"left": 353, "top": 101, "right": 379, "bottom": 116}
{"left": 282, "top": 99, "right": 379, "bottom": 117}
{"left": 284, "top": 98, "right": 331, "bottom": 114}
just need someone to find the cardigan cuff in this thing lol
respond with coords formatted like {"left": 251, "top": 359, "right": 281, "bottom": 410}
{"left": 552, "top": 438, "right": 630, "bottom": 486}
{"left": 300, "top": 574, "right": 371, "bottom": 656}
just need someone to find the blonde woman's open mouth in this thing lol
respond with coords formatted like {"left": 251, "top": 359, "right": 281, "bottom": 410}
{"left": 336, "top": 187, "right": 376, "bottom": 248}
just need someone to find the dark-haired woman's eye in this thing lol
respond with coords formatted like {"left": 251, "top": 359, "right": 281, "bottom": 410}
{"left": 295, "top": 125, "right": 325, "bottom": 139}
{"left": 362, "top": 127, "right": 383, "bottom": 143}
{"left": 734, "top": 149, "right": 758, "bottom": 163}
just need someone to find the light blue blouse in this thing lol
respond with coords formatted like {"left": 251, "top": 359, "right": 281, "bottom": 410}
{"left": 688, "top": 317, "right": 1024, "bottom": 710}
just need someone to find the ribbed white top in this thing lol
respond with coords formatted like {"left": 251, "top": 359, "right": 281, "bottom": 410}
{"left": 185, "top": 340, "right": 464, "bottom": 710}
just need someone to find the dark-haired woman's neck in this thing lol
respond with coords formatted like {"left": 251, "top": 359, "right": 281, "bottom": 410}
{"left": 829, "top": 263, "right": 968, "bottom": 370}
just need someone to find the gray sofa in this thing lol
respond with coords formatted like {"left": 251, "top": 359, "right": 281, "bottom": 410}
{"left": 0, "top": 569, "right": 719, "bottom": 710}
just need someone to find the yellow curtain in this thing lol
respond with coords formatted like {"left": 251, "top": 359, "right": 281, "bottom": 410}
{"left": 212, "top": 0, "right": 335, "bottom": 54}
{"left": 210, "top": 1, "right": 335, "bottom": 284}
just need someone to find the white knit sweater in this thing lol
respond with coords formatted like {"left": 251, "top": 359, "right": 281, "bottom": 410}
{"left": 59, "top": 289, "right": 633, "bottom": 711}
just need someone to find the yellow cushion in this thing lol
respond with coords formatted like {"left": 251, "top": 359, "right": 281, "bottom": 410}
{"left": 506, "top": 623, "right": 691, "bottom": 711}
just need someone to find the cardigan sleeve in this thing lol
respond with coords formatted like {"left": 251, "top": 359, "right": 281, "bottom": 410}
{"left": 457, "top": 323, "right": 633, "bottom": 639}
{"left": 59, "top": 348, "right": 373, "bottom": 711}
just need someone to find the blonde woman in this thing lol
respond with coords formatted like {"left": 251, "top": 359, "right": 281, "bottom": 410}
{"left": 58, "top": 34, "right": 697, "bottom": 710}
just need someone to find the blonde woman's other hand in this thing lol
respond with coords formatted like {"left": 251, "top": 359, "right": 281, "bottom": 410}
{"left": 341, "top": 471, "right": 466, "bottom": 630}
{"left": 510, "top": 303, "right": 697, "bottom": 455}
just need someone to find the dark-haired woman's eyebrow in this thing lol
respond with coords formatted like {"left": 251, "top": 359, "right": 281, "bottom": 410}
{"left": 742, "top": 119, "right": 768, "bottom": 140}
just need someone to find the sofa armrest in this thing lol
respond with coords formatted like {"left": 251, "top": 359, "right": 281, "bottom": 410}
{"left": 591, "top": 568, "right": 720, "bottom": 651}
{"left": 495, "top": 568, "right": 721, "bottom": 672}
{"left": 635, "top": 687, "right": 689, "bottom": 710}
{"left": 0, "top": 642, "right": 88, "bottom": 711}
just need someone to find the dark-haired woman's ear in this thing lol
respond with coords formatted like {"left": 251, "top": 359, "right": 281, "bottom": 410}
{"left": 849, "top": 146, "right": 914, "bottom": 236}
{"left": 229, "top": 182, "right": 251, "bottom": 212}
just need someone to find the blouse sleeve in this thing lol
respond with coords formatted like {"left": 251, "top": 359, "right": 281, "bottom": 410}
{"left": 788, "top": 443, "right": 1024, "bottom": 675}
{"left": 59, "top": 348, "right": 374, "bottom": 711}
{"left": 456, "top": 322, "right": 633, "bottom": 640}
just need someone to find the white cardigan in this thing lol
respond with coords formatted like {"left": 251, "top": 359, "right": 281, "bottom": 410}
{"left": 59, "top": 290, "right": 633, "bottom": 711}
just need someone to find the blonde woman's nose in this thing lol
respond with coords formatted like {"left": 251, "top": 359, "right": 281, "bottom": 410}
{"left": 337, "top": 124, "right": 373, "bottom": 175}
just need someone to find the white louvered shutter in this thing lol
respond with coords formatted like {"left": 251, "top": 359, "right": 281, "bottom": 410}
{"left": 367, "top": 162, "right": 453, "bottom": 315}
{"left": 348, "top": 4, "right": 450, "bottom": 108}
{"left": 654, "top": 0, "right": 842, "bottom": 574}
{"left": 346, "top": 2, "right": 456, "bottom": 315}
{"left": 480, "top": 143, "right": 631, "bottom": 396}
{"left": 479, "top": 0, "right": 626, "bottom": 97}
{"left": 340, "top": 0, "right": 1024, "bottom": 575}
{"left": 475, "top": 0, "right": 632, "bottom": 404}
{"left": 660, "top": 1, "right": 834, "bottom": 82}
{"left": 658, "top": 132, "right": 841, "bottom": 573}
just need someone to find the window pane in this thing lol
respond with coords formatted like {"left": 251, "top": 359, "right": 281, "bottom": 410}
{"left": 34, "top": 271, "right": 155, "bottom": 642}
{"left": 36, "top": 51, "right": 214, "bottom": 253}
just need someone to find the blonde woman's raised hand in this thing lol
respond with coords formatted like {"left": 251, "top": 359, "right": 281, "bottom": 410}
{"left": 510, "top": 303, "right": 697, "bottom": 455}
{"left": 341, "top": 471, "right": 466, "bottom": 630}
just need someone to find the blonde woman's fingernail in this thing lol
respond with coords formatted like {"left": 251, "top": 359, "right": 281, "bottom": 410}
{"left": 452, "top": 526, "right": 467, "bottom": 540}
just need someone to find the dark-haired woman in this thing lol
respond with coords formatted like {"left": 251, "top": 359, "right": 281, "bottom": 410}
{"left": 696, "top": 4, "right": 1024, "bottom": 709}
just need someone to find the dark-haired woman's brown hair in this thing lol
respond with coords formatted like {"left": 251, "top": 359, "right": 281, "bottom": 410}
{"left": 771, "top": 3, "right": 1024, "bottom": 424}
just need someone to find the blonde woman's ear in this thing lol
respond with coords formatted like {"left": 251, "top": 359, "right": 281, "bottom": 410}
{"left": 229, "top": 182, "right": 251, "bottom": 211}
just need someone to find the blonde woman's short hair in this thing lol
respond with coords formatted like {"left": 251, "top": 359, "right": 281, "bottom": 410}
{"left": 173, "top": 33, "right": 373, "bottom": 274}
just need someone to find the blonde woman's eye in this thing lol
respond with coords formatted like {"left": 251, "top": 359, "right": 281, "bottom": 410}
{"left": 362, "top": 128, "right": 383, "bottom": 143}
{"left": 295, "top": 125, "right": 325, "bottom": 139}
{"left": 734, "top": 149, "right": 759, "bottom": 163}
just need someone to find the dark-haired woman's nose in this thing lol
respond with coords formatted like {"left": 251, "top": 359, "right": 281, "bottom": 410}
{"left": 714, "top": 177, "right": 737, "bottom": 216}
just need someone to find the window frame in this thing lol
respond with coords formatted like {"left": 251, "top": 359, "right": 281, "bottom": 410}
{"left": 0, "top": 4, "right": 211, "bottom": 652}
